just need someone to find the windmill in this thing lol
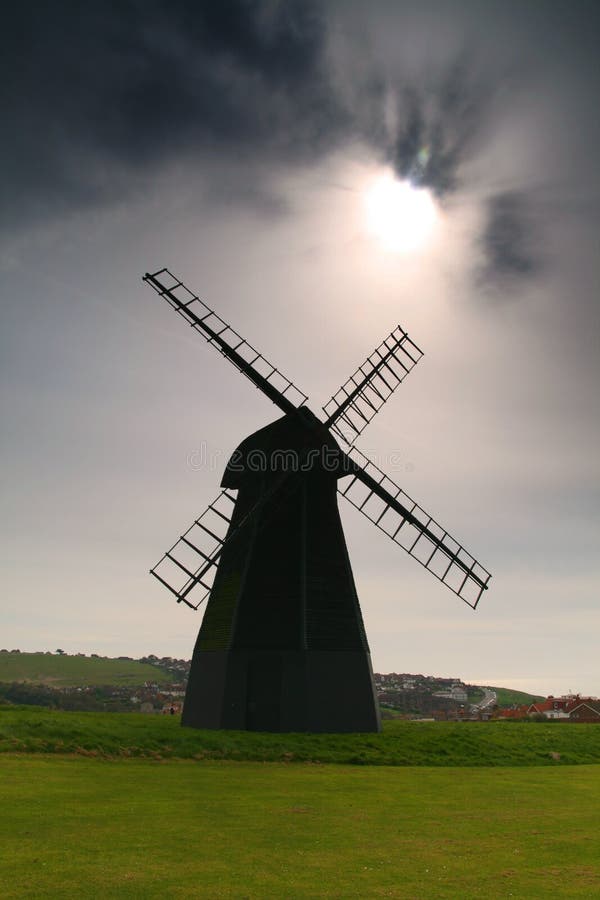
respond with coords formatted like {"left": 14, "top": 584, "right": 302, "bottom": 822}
{"left": 145, "top": 268, "right": 491, "bottom": 733}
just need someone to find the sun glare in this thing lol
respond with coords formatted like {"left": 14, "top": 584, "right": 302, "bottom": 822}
{"left": 365, "top": 174, "right": 437, "bottom": 252}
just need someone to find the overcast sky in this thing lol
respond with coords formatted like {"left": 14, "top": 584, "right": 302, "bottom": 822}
{"left": 2, "top": 0, "right": 599, "bottom": 696}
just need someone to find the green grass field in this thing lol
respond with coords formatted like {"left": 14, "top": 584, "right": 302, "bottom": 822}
{"left": 0, "top": 653, "right": 175, "bottom": 687}
{"left": 1, "top": 755, "right": 599, "bottom": 898}
{"left": 2, "top": 707, "right": 600, "bottom": 766}
{"left": 2, "top": 710, "right": 599, "bottom": 896}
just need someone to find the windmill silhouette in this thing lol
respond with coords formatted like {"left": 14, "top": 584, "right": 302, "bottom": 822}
{"left": 145, "top": 268, "right": 491, "bottom": 733}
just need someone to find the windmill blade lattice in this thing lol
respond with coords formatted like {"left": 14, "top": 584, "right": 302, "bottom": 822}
{"left": 144, "top": 268, "right": 308, "bottom": 414}
{"left": 150, "top": 490, "right": 237, "bottom": 609}
{"left": 151, "top": 469, "right": 308, "bottom": 610}
{"left": 323, "top": 326, "right": 423, "bottom": 444}
{"left": 338, "top": 444, "right": 491, "bottom": 608}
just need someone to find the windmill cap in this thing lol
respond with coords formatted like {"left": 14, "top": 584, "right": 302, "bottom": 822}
{"left": 221, "top": 409, "right": 344, "bottom": 488}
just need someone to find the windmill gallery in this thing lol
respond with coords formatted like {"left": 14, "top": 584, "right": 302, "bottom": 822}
{"left": 145, "top": 269, "right": 491, "bottom": 733}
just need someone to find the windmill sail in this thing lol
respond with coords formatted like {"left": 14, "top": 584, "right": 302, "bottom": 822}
{"left": 323, "top": 326, "right": 423, "bottom": 443}
{"left": 143, "top": 268, "right": 308, "bottom": 414}
{"left": 151, "top": 469, "right": 305, "bottom": 610}
{"left": 338, "top": 444, "right": 491, "bottom": 608}
{"left": 150, "top": 490, "right": 237, "bottom": 609}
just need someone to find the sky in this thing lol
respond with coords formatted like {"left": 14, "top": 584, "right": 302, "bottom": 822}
{"left": 2, "top": 0, "right": 599, "bottom": 697}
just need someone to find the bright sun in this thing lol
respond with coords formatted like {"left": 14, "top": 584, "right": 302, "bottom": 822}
{"left": 365, "top": 173, "right": 437, "bottom": 252}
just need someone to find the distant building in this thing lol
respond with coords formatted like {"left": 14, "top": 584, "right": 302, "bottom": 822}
{"left": 433, "top": 682, "right": 468, "bottom": 702}
{"left": 497, "top": 694, "right": 600, "bottom": 722}
{"left": 568, "top": 701, "right": 600, "bottom": 721}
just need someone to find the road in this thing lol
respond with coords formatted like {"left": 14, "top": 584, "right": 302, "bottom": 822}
{"left": 472, "top": 688, "right": 497, "bottom": 714}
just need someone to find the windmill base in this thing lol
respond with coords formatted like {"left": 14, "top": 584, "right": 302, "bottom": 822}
{"left": 182, "top": 649, "right": 381, "bottom": 733}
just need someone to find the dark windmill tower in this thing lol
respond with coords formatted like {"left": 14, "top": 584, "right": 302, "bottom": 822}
{"left": 145, "top": 269, "right": 491, "bottom": 733}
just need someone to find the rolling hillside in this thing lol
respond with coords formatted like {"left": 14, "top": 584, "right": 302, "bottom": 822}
{"left": 0, "top": 653, "right": 547, "bottom": 707}
{"left": 488, "top": 686, "right": 545, "bottom": 706}
{"left": 0, "top": 652, "right": 175, "bottom": 687}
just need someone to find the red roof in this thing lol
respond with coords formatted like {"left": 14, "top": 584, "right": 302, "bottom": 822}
{"left": 524, "top": 696, "right": 599, "bottom": 716}
{"left": 569, "top": 701, "right": 600, "bottom": 718}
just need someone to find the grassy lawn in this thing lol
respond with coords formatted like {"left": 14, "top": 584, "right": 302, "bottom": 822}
{"left": 1, "top": 755, "right": 599, "bottom": 898}
{"left": 2, "top": 707, "right": 600, "bottom": 766}
{"left": 0, "top": 653, "right": 175, "bottom": 687}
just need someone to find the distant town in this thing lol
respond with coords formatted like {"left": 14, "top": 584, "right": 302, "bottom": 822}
{"left": 373, "top": 672, "right": 600, "bottom": 722}
{"left": 1, "top": 650, "right": 598, "bottom": 721}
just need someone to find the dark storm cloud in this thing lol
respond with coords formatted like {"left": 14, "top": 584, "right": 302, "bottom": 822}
{"left": 387, "top": 62, "right": 490, "bottom": 197}
{"left": 1, "top": 0, "right": 545, "bottom": 293}
{"left": 480, "top": 191, "right": 540, "bottom": 288}
{"left": 2, "top": 0, "right": 347, "bottom": 232}
{"left": 4, "top": 0, "right": 506, "bottom": 234}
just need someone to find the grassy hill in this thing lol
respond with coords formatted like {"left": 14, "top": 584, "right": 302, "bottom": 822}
{"left": 488, "top": 686, "right": 545, "bottom": 707}
{"left": 0, "top": 654, "right": 549, "bottom": 706}
{"left": 0, "top": 652, "right": 175, "bottom": 687}
{"left": 2, "top": 707, "right": 600, "bottom": 766}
